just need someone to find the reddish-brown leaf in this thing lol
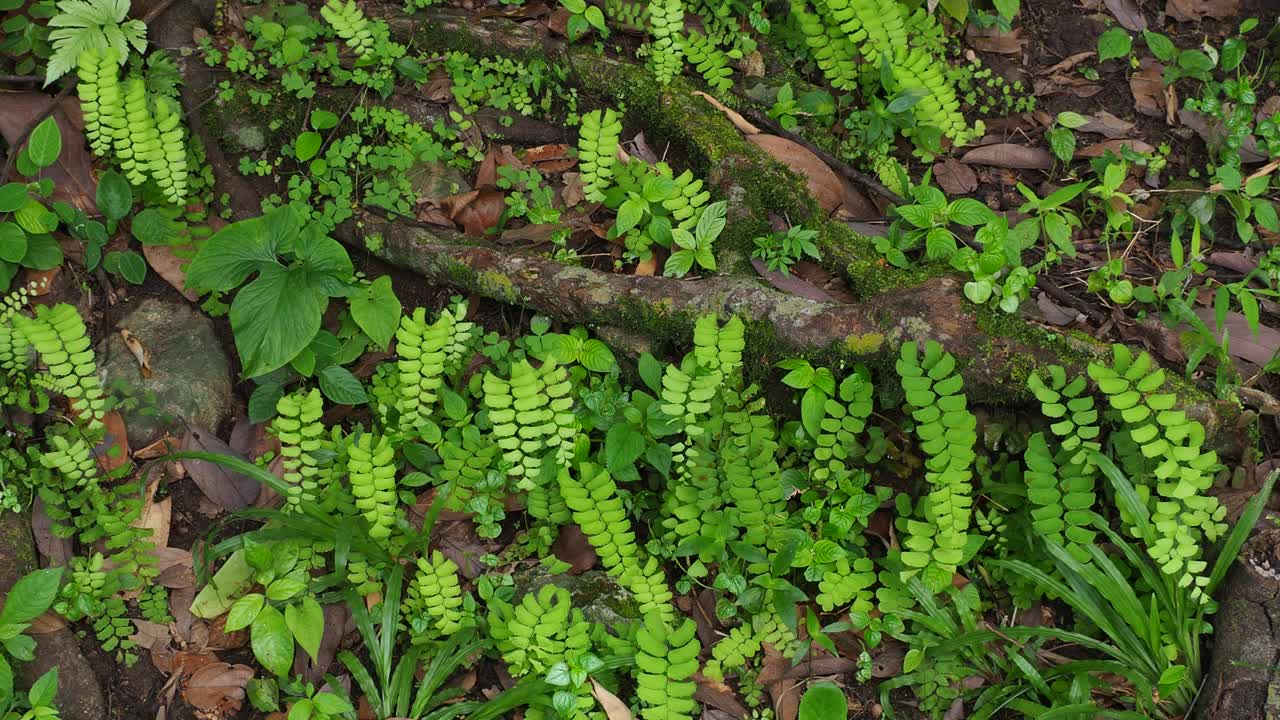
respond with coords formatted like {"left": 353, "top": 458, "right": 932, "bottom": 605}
{"left": 1131, "top": 62, "right": 1166, "bottom": 117}
{"left": 1076, "top": 138, "right": 1156, "bottom": 158}
{"left": 1104, "top": 0, "right": 1149, "bottom": 29}
{"left": 752, "top": 258, "right": 840, "bottom": 303}
{"left": 747, "top": 135, "right": 845, "bottom": 212}
{"left": 0, "top": 92, "right": 96, "bottom": 210}
{"left": 92, "top": 410, "right": 130, "bottom": 473}
{"left": 144, "top": 244, "right": 200, "bottom": 302}
{"left": 551, "top": 524, "right": 599, "bottom": 574}
{"left": 181, "top": 662, "right": 254, "bottom": 714}
{"left": 934, "top": 158, "right": 979, "bottom": 195}
{"left": 966, "top": 25, "right": 1026, "bottom": 54}
{"left": 1165, "top": 0, "right": 1239, "bottom": 21}
{"left": 440, "top": 190, "right": 506, "bottom": 237}
{"left": 180, "top": 427, "right": 259, "bottom": 511}
{"left": 1194, "top": 307, "right": 1280, "bottom": 367}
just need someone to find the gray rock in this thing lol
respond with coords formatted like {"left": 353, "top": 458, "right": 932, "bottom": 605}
{"left": 98, "top": 298, "right": 234, "bottom": 445}
{"left": 0, "top": 512, "right": 106, "bottom": 720}
{"left": 229, "top": 124, "right": 266, "bottom": 152}
{"left": 512, "top": 566, "right": 641, "bottom": 630}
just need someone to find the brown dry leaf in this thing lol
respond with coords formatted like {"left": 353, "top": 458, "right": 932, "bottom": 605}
{"left": 633, "top": 257, "right": 658, "bottom": 276}
{"left": 440, "top": 190, "right": 506, "bottom": 237}
{"left": 522, "top": 143, "right": 572, "bottom": 164}
{"left": 967, "top": 26, "right": 1026, "bottom": 54}
{"left": 135, "top": 492, "right": 172, "bottom": 550}
{"left": 180, "top": 427, "right": 259, "bottom": 511}
{"left": 154, "top": 547, "right": 195, "bottom": 589}
{"left": 500, "top": 223, "right": 566, "bottom": 245}
{"left": 475, "top": 145, "right": 523, "bottom": 189}
{"left": 1131, "top": 62, "right": 1166, "bottom": 117}
{"left": 30, "top": 496, "right": 72, "bottom": 566}
{"left": 1076, "top": 138, "right": 1156, "bottom": 158}
{"left": 135, "top": 434, "right": 180, "bottom": 460}
{"left": 304, "top": 603, "right": 349, "bottom": 683}
{"left": 695, "top": 674, "right": 749, "bottom": 719}
{"left": 934, "top": 158, "right": 979, "bottom": 194}
{"left": 131, "top": 620, "right": 172, "bottom": 652}
{"left": 90, "top": 410, "right": 130, "bottom": 473}
{"left": 747, "top": 135, "right": 844, "bottom": 212}
{"left": 761, "top": 647, "right": 801, "bottom": 720}
{"left": 693, "top": 91, "right": 761, "bottom": 135}
{"left": 627, "top": 132, "right": 659, "bottom": 164}
{"left": 0, "top": 92, "right": 96, "bottom": 210}
{"left": 960, "top": 143, "right": 1055, "bottom": 170}
{"left": 1166, "top": 0, "right": 1239, "bottom": 20}
{"left": 22, "top": 268, "right": 60, "bottom": 296}
{"left": 27, "top": 611, "right": 67, "bottom": 634}
{"left": 181, "top": 662, "right": 254, "bottom": 714}
{"left": 589, "top": 679, "right": 632, "bottom": 720}
{"left": 546, "top": 6, "right": 569, "bottom": 36}
{"left": 1043, "top": 51, "right": 1095, "bottom": 75}
{"left": 1036, "top": 293, "right": 1082, "bottom": 325}
{"left": 552, "top": 524, "right": 599, "bottom": 574}
{"left": 1078, "top": 110, "right": 1137, "bottom": 138}
{"left": 432, "top": 515, "right": 503, "bottom": 579}
{"left": 561, "top": 172, "right": 586, "bottom": 208}
{"left": 205, "top": 615, "right": 249, "bottom": 651}
{"left": 835, "top": 175, "right": 877, "bottom": 221}
{"left": 752, "top": 258, "right": 839, "bottom": 303}
{"left": 143, "top": 244, "right": 200, "bottom": 302}
{"left": 739, "top": 50, "right": 765, "bottom": 77}
{"left": 120, "top": 329, "right": 153, "bottom": 378}
{"left": 1104, "top": 0, "right": 1149, "bottom": 29}
{"left": 871, "top": 640, "right": 907, "bottom": 678}
{"left": 1193, "top": 308, "right": 1280, "bottom": 367}
{"left": 1034, "top": 75, "right": 1103, "bottom": 98}
{"left": 416, "top": 202, "right": 454, "bottom": 228}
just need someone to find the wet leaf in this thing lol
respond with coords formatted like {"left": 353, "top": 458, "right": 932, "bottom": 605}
{"left": 180, "top": 427, "right": 260, "bottom": 511}
{"left": 181, "top": 662, "right": 254, "bottom": 714}
{"left": 746, "top": 135, "right": 845, "bottom": 212}
{"left": 960, "top": 143, "right": 1055, "bottom": 170}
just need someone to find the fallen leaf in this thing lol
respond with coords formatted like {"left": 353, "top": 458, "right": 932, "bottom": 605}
{"left": 475, "top": 145, "right": 523, "bottom": 189}
{"left": 1207, "top": 252, "right": 1257, "bottom": 275}
{"left": 1104, "top": 0, "right": 1148, "bottom": 29}
{"left": 135, "top": 434, "right": 180, "bottom": 460}
{"left": 180, "top": 427, "right": 260, "bottom": 511}
{"left": 181, "top": 662, "right": 254, "bottom": 714}
{"left": 835, "top": 175, "right": 877, "bottom": 221}
{"left": 131, "top": 619, "right": 171, "bottom": 652}
{"left": 153, "top": 547, "right": 195, "bottom": 589}
{"left": 440, "top": 190, "right": 506, "bottom": 237}
{"left": 747, "top": 135, "right": 845, "bottom": 212}
{"left": 1043, "top": 51, "right": 1095, "bottom": 75}
{"left": 205, "top": 615, "right": 249, "bottom": 651}
{"left": 30, "top": 496, "right": 72, "bottom": 566}
{"left": 522, "top": 143, "right": 572, "bottom": 164}
{"left": 590, "top": 679, "right": 632, "bottom": 720}
{"left": 561, "top": 172, "right": 585, "bottom": 208}
{"left": 431, "top": 515, "right": 502, "bottom": 579}
{"left": 871, "top": 640, "right": 907, "bottom": 678}
{"left": 1076, "top": 138, "right": 1156, "bottom": 158}
{"left": 960, "top": 143, "right": 1055, "bottom": 170}
{"left": 1034, "top": 75, "right": 1103, "bottom": 98}
{"left": 967, "top": 25, "right": 1026, "bottom": 54}
{"left": 752, "top": 258, "right": 840, "bottom": 303}
{"left": 761, "top": 647, "right": 801, "bottom": 720}
{"left": 27, "top": 611, "right": 67, "bottom": 634}
{"left": 135, "top": 492, "right": 172, "bottom": 550}
{"left": 1131, "top": 62, "right": 1166, "bottom": 117}
{"left": 1180, "top": 110, "right": 1267, "bottom": 163}
{"left": 791, "top": 262, "right": 857, "bottom": 303}
{"left": 933, "top": 158, "right": 979, "bottom": 194}
{"left": 1077, "top": 110, "right": 1137, "bottom": 138}
{"left": 500, "top": 223, "right": 566, "bottom": 245}
{"left": 92, "top": 410, "right": 130, "bottom": 473}
{"left": 1036, "top": 293, "right": 1082, "bottom": 325}
{"left": 1193, "top": 308, "right": 1280, "bottom": 367}
{"left": 551, "top": 524, "right": 598, "bottom": 574}
{"left": 305, "top": 603, "right": 349, "bottom": 683}
{"left": 0, "top": 92, "right": 96, "bottom": 210}
{"left": 627, "top": 132, "right": 659, "bottom": 165}
{"left": 1165, "top": 0, "right": 1239, "bottom": 21}
{"left": 546, "top": 6, "right": 569, "bottom": 36}
{"left": 693, "top": 91, "right": 761, "bottom": 135}
{"left": 143, "top": 244, "right": 200, "bottom": 302}
{"left": 22, "top": 268, "right": 60, "bottom": 296}
{"left": 695, "top": 674, "right": 749, "bottom": 719}
{"left": 120, "top": 329, "right": 153, "bottom": 378}
{"left": 633, "top": 256, "right": 658, "bottom": 276}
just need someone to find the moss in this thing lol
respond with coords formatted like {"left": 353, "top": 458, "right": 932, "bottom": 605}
{"left": 846, "top": 332, "right": 885, "bottom": 354}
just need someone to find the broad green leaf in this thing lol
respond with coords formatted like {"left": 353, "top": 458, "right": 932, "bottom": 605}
{"left": 104, "top": 250, "right": 146, "bottom": 284}
{"left": 311, "top": 110, "right": 339, "bottom": 130}
{"left": 937, "top": 0, "right": 968, "bottom": 21}
{"left": 27, "top": 667, "right": 57, "bottom": 708}
{"left": 319, "top": 366, "right": 367, "bottom": 405}
{"left": 560, "top": 0, "right": 585, "bottom": 13}
{"left": 130, "top": 208, "right": 179, "bottom": 245}
{"left": 695, "top": 200, "right": 728, "bottom": 243}
{"left": 663, "top": 249, "right": 695, "bottom": 277}
{"left": 947, "top": 198, "right": 996, "bottom": 226}
{"left": 1097, "top": 27, "right": 1132, "bottom": 62}
{"left": 225, "top": 593, "right": 265, "bottom": 632}
{"left": 615, "top": 198, "right": 644, "bottom": 236}
{"left": 295, "top": 131, "right": 322, "bottom": 162}
{"left": 1056, "top": 111, "right": 1088, "bottom": 129}
{"left": 1142, "top": 31, "right": 1176, "bottom": 61}
{"left": 248, "top": 382, "right": 284, "bottom": 423}
{"left": 798, "top": 682, "right": 847, "bottom": 720}
{"left": 583, "top": 5, "right": 606, "bottom": 31}
{"left": 250, "top": 605, "right": 294, "bottom": 678}
{"left": 605, "top": 422, "right": 645, "bottom": 472}
{"left": 0, "top": 184, "right": 27, "bottom": 213}
{"left": 579, "top": 339, "right": 615, "bottom": 372}
{"left": 637, "top": 352, "right": 663, "bottom": 393}
{"left": 95, "top": 170, "right": 132, "bottom": 221}
{"left": 186, "top": 211, "right": 289, "bottom": 292}
{"left": 1220, "top": 37, "right": 1245, "bottom": 71}
{"left": 26, "top": 116, "right": 61, "bottom": 169}
{"left": 284, "top": 597, "right": 323, "bottom": 662}
{"left": 0, "top": 567, "right": 62, "bottom": 625}
{"left": 230, "top": 263, "right": 327, "bottom": 378}
{"left": 0, "top": 223, "right": 27, "bottom": 264}
{"left": 348, "top": 275, "right": 401, "bottom": 350}
{"left": 19, "top": 233, "right": 62, "bottom": 270}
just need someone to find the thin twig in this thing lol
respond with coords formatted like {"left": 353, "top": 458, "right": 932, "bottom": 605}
{"left": 0, "top": 75, "right": 43, "bottom": 85}
{"left": 735, "top": 105, "right": 907, "bottom": 206}
{"left": 140, "top": 0, "right": 181, "bottom": 24}
{"left": 0, "top": 80, "right": 76, "bottom": 186}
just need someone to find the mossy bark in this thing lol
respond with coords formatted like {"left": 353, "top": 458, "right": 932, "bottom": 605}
{"left": 168, "top": 3, "right": 1240, "bottom": 445}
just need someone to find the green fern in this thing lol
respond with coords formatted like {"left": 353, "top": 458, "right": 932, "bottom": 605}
{"left": 271, "top": 388, "right": 329, "bottom": 512}
{"left": 896, "top": 340, "right": 975, "bottom": 592}
{"left": 45, "top": 0, "right": 145, "bottom": 86}
{"left": 647, "top": 0, "right": 684, "bottom": 84}
{"left": 578, "top": 109, "right": 623, "bottom": 203}
{"left": 348, "top": 431, "right": 399, "bottom": 544}
{"left": 321, "top": 0, "right": 375, "bottom": 56}
{"left": 403, "top": 550, "right": 466, "bottom": 641}
{"left": 634, "top": 613, "right": 700, "bottom": 720}
{"left": 483, "top": 358, "right": 576, "bottom": 490}
{"left": 488, "top": 584, "right": 592, "bottom": 677}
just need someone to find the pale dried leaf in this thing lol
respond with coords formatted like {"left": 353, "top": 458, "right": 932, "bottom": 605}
{"left": 135, "top": 493, "right": 172, "bottom": 550}
{"left": 1104, "top": 0, "right": 1148, "bottom": 29}
{"left": 131, "top": 619, "right": 171, "bottom": 651}
{"left": 693, "top": 91, "right": 761, "bottom": 134}
{"left": 27, "top": 611, "right": 67, "bottom": 634}
{"left": 1043, "top": 51, "right": 1095, "bottom": 75}
{"left": 967, "top": 26, "right": 1026, "bottom": 54}
{"left": 1077, "top": 110, "right": 1136, "bottom": 138}
{"left": 181, "top": 662, "right": 254, "bottom": 714}
{"left": 180, "top": 427, "right": 259, "bottom": 511}
{"left": 960, "top": 143, "right": 1055, "bottom": 170}
{"left": 143, "top": 244, "right": 200, "bottom": 303}
{"left": 1193, "top": 308, "right": 1280, "bottom": 367}
{"left": 120, "top": 329, "right": 152, "bottom": 378}
{"left": 633, "top": 257, "right": 658, "bottom": 276}
{"left": 746, "top": 135, "right": 844, "bottom": 212}
{"left": 1131, "top": 62, "right": 1166, "bottom": 117}
{"left": 590, "top": 679, "right": 632, "bottom": 720}
{"left": 561, "top": 172, "right": 586, "bottom": 208}
{"left": 153, "top": 547, "right": 195, "bottom": 589}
